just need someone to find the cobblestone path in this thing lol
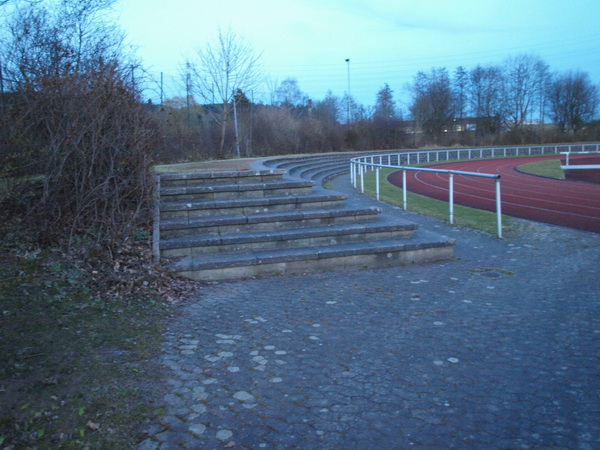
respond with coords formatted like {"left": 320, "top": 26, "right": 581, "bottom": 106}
{"left": 139, "top": 181, "right": 600, "bottom": 449}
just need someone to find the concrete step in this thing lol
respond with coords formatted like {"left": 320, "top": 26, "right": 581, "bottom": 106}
{"left": 160, "top": 169, "right": 287, "bottom": 187}
{"left": 159, "top": 193, "right": 349, "bottom": 220}
{"left": 305, "top": 165, "right": 349, "bottom": 181}
{"left": 168, "top": 236, "right": 456, "bottom": 281}
{"left": 161, "top": 221, "right": 418, "bottom": 257}
{"left": 291, "top": 161, "right": 348, "bottom": 179}
{"left": 265, "top": 156, "right": 352, "bottom": 182}
{"left": 160, "top": 180, "right": 315, "bottom": 201}
{"left": 160, "top": 207, "right": 382, "bottom": 238}
{"left": 268, "top": 157, "right": 329, "bottom": 170}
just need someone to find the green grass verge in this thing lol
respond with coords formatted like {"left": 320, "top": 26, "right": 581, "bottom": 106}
{"left": 361, "top": 168, "right": 511, "bottom": 236}
{"left": 516, "top": 159, "right": 564, "bottom": 179}
{"left": 0, "top": 248, "right": 169, "bottom": 448}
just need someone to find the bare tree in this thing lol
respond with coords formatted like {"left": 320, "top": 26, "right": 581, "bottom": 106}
{"left": 313, "top": 92, "right": 344, "bottom": 150}
{"left": 469, "top": 65, "right": 504, "bottom": 139}
{"left": 341, "top": 93, "right": 366, "bottom": 124}
{"left": 453, "top": 66, "right": 469, "bottom": 128}
{"left": 374, "top": 83, "right": 396, "bottom": 120}
{"left": 547, "top": 71, "right": 598, "bottom": 135}
{"left": 187, "top": 27, "right": 261, "bottom": 158}
{"left": 373, "top": 83, "right": 402, "bottom": 149}
{"left": 502, "top": 54, "right": 548, "bottom": 134}
{"left": 313, "top": 91, "right": 341, "bottom": 126}
{"left": 533, "top": 59, "right": 551, "bottom": 140}
{"left": 410, "top": 68, "right": 454, "bottom": 144}
{"left": 0, "top": 0, "right": 43, "bottom": 7}
{"left": 273, "top": 77, "right": 308, "bottom": 108}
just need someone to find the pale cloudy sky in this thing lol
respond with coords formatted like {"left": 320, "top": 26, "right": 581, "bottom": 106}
{"left": 115, "top": 0, "right": 600, "bottom": 110}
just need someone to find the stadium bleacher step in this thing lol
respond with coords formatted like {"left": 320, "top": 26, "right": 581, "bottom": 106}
{"left": 160, "top": 179, "right": 315, "bottom": 202}
{"left": 159, "top": 192, "right": 350, "bottom": 220}
{"left": 160, "top": 207, "right": 383, "bottom": 238}
{"left": 161, "top": 221, "right": 418, "bottom": 258}
{"left": 168, "top": 237, "right": 455, "bottom": 281}
{"left": 156, "top": 166, "right": 455, "bottom": 281}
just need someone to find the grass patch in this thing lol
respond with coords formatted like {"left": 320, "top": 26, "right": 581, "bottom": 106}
{"left": 360, "top": 168, "right": 511, "bottom": 236}
{"left": 154, "top": 158, "right": 259, "bottom": 173}
{"left": 0, "top": 247, "right": 170, "bottom": 448}
{"left": 517, "top": 159, "right": 564, "bottom": 179}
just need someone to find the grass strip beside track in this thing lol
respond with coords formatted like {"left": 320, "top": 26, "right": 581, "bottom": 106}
{"left": 361, "top": 168, "right": 513, "bottom": 236}
{"left": 516, "top": 159, "right": 564, "bottom": 179}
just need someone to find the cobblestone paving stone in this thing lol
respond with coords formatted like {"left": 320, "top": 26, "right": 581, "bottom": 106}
{"left": 140, "top": 177, "right": 600, "bottom": 449}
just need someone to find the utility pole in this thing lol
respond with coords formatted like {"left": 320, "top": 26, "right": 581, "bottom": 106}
{"left": 186, "top": 63, "right": 191, "bottom": 123}
{"left": 160, "top": 72, "right": 164, "bottom": 106}
{"left": 249, "top": 90, "right": 254, "bottom": 155}
{"left": 233, "top": 90, "right": 240, "bottom": 158}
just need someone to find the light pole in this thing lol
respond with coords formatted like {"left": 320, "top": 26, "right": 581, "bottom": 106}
{"left": 345, "top": 58, "right": 350, "bottom": 125}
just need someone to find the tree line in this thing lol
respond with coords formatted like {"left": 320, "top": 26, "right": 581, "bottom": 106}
{"left": 0, "top": 1, "right": 598, "bottom": 245}
{"left": 410, "top": 56, "right": 599, "bottom": 146}
{"left": 153, "top": 30, "right": 599, "bottom": 162}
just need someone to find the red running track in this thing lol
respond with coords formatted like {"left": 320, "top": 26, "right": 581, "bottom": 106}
{"left": 387, "top": 155, "right": 600, "bottom": 233}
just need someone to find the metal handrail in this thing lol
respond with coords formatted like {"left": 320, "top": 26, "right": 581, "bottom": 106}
{"left": 350, "top": 159, "right": 503, "bottom": 237}
{"left": 349, "top": 143, "right": 600, "bottom": 238}
{"left": 561, "top": 151, "right": 600, "bottom": 166}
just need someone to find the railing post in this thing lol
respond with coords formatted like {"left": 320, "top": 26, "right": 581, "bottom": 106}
{"left": 449, "top": 172, "right": 454, "bottom": 225}
{"left": 152, "top": 173, "right": 161, "bottom": 264}
{"left": 496, "top": 177, "right": 503, "bottom": 239}
{"left": 402, "top": 169, "right": 407, "bottom": 211}
{"left": 360, "top": 164, "right": 365, "bottom": 193}
{"left": 376, "top": 168, "right": 380, "bottom": 201}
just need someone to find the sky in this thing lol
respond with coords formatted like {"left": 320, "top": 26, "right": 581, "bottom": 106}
{"left": 114, "top": 0, "right": 600, "bottom": 111}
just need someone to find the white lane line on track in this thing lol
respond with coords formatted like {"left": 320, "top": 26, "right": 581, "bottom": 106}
{"left": 403, "top": 157, "right": 600, "bottom": 222}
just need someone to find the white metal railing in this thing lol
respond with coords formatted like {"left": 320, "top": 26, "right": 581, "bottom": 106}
{"left": 561, "top": 151, "right": 600, "bottom": 169}
{"left": 349, "top": 143, "right": 600, "bottom": 239}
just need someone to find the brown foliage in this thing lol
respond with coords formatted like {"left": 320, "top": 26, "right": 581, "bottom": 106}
{"left": 0, "top": 1, "right": 157, "bottom": 245}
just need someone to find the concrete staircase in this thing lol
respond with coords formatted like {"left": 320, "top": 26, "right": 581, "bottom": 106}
{"left": 157, "top": 162, "right": 455, "bottom": 281}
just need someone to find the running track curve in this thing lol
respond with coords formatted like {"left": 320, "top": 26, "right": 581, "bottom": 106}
{"left": 387, "top": 155, "right": 600, "bottom": 233}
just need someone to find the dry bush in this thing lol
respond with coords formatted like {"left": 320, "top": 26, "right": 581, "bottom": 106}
{"left": 0, "top": 0, "right": 156, "bottom": 245}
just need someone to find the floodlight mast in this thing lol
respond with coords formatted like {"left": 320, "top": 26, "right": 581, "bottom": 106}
{"left": 345, "top": 58, "right": 350, "bottom": 126}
